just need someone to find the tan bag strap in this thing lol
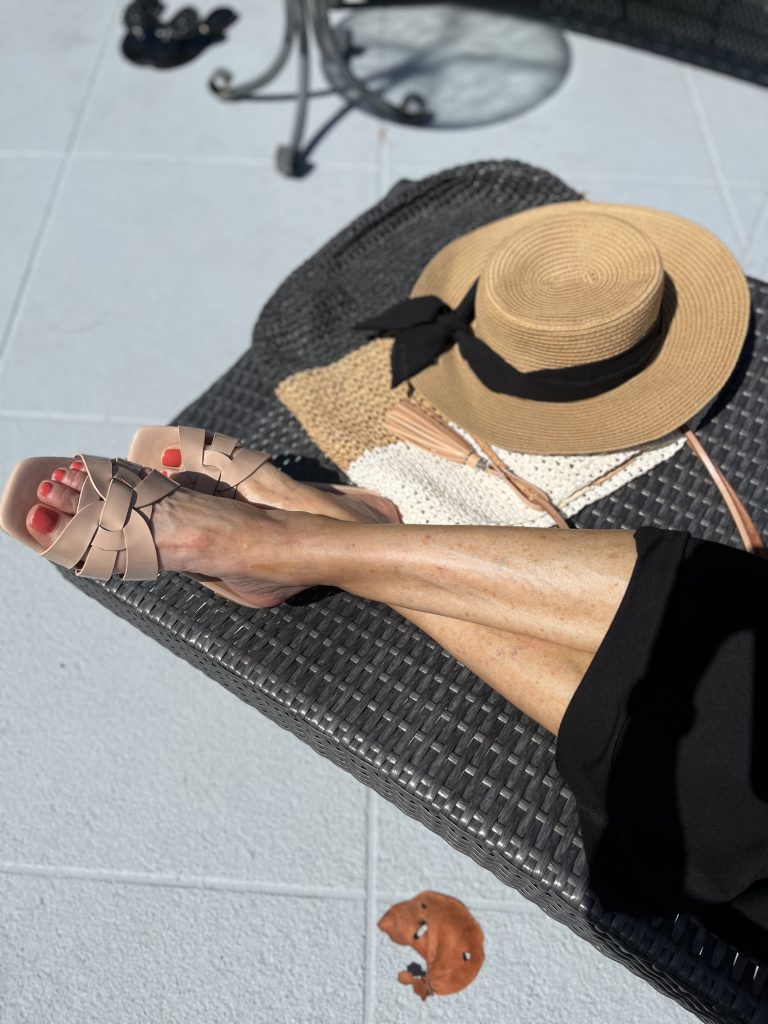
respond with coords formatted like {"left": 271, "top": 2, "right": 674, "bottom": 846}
{"left": 682, "top": 427, "right": 765, "bottom": 556}
{"left": 528, "top": 425, "right": 765, "bottom": 557}
{"left": 384, "top": 399, "right": 765, "bottom": 555}
{"left": 474, "top": 439, "right": 570, "bottom": 529}
{"left": 522, "top": 425, "right": 765, "bottom": 556}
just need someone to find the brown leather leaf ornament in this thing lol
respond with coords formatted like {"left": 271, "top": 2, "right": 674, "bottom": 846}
{"left": 378, "top": 891, "right": 484, "bottom": 1000}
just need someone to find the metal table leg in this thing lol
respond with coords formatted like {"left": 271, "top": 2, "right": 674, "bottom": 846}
{"left": 277, "top": 0, "right": 311, "bottom": 175}
{"left": 309, "top": 0, "right": 430, "bottom": 125}
{"left": 208, "top": 0, "right": 431, "bottom": 176}
{"left": 209, "top": 0, "right": 299, "bottom": 100}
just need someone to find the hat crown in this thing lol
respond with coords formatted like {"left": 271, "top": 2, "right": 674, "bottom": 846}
{"left": 474, "top": 212, "right": 666, "bottom": 373}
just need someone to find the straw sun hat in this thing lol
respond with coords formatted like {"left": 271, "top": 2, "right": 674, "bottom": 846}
{"left": 354, "top": 200, "right": 751, "bottom": 455}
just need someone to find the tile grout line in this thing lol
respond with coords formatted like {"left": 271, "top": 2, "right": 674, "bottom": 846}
{"left": 362, "top": 790, "right": 378, "bottom": 1024}
{"left": 5, "top": 147, "right": 768, "bottom": 191}
{"left": 682, "top": 67, "right": 747, "bottom": 254}
{"left": 0, "top": 861, "right": 366, "bottom": 901}
{"left": 73, "top": 149, "right": 381, "bottom": 172}
{"left": 0, "top": 4, "right": 121, "bottom": 380}
{"left": 0, "top": 155, "right": 65, "bottom": 376}
{"left": 0, "top": 860, "right": 539, "bottom": 914}
{"left": 0, "top": 151, "right": 62, "bottom": 161}
{"left": 0, "top": 409, "right": 151, "bottom": 424}
{"left": 741, "top": 190, "right": 768, "bottom": 269}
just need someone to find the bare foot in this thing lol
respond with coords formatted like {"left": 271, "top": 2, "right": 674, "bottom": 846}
{"left": 159, "top": 439, "right": 399, "bottom": 525}
{"left": 26, "top": 463, "right": 315, "bottom": 608}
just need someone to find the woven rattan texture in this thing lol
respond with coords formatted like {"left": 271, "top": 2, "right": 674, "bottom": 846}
{"left": 62, "top": 161, "right": 768, "bottom": 1023}
{"left": 516, "top": 0, "right": 768, "bottom": 86}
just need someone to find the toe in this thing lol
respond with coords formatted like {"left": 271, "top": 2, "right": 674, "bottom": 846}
{"left": 50, "top": 466, "right": 87, "bottom": 491}
{"left": 161, "top": 447, "right": 183, "bottom": 468}
{"left": 26, "top": 502, "right": 71, "bottom": 549}
{"left": 37, "top": 478, "right": 81, "bottom": 516}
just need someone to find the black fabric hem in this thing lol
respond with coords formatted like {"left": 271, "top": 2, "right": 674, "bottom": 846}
{"left": 554, "top": 525, "right": 690, "bottom": 800}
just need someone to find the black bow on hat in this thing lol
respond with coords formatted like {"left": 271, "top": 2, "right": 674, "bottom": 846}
{"left": 355, "top": 281, "right": 479, "bottom": 389}
{"left": 354, "top": 278, "right": 667, "bottom": 403}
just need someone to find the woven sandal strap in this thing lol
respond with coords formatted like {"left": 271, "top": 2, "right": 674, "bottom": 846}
{"left": 42, "top": 454, "right": 178, "bottom": 581}
{"left": 218, "top": 447, "right": 272, "bottom": 491}
{"left": 176, "top": 426, "right": 270, "bottom": 494}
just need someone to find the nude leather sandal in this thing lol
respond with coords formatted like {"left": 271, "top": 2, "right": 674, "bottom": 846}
{"left": 127, "top": 425, "right": 402, "bottom": 521}
{"left": 0, "top": 453, "right": 276, "bottom": 607}
{"left": 0, "top": 454, "right": 178, "bottom": 581}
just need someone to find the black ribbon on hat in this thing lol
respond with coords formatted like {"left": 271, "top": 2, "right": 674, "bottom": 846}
{"left": 355, "top": 278, "right": 667, "bottom": 403}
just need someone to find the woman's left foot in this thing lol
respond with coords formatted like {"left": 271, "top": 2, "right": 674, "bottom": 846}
{"left": 26, "top": 461, "right": 316, "bottom": 608}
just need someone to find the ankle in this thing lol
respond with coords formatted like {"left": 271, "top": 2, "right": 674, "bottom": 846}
{"left": 250, "top": 461, "right": 306, "bottom": 506}
{"left": 258, "top": 509, "right": 357, "bottom": 588}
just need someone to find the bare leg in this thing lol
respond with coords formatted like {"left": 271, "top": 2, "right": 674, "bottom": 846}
{"left": 26, "top": 468, "right": 636, "bottom": 735}
{"left": 389, "top": 608, "right": 594, "bottom": 735}
{"left": 303, "top": 521, "right": 638, "bottom": 653}
{"left": 153, "top": 441, "right": 602, "bottom": 732}
{"left": 298, "top": 516, "right": 634, "bottom": 735}
{"left": 162, "top": 447, "right": 601, "bottom": 734}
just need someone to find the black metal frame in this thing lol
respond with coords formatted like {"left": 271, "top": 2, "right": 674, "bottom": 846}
{"left": 208, "top": 0, "right": 430, "bottom": 176}
{"left": 207, "top": 0, "right": 767, "bottom": 176}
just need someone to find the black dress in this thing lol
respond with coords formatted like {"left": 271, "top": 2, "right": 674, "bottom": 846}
{"left": 555, "top": 526, "right": 768, "bottom": 962}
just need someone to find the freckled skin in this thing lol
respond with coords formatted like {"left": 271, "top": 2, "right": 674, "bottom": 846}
{"left": 27, "top": 460, "right": 638, "bottom": 737}
{"left": 310, "top": 521, "right": 637, "bottom": 734}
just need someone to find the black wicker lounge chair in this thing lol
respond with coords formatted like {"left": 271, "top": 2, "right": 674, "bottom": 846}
{"left": 62, "top": 160, "right": 768, "bottom": 1023}
{"left": 519, "top": 0, "right": 768, "bottom": 85}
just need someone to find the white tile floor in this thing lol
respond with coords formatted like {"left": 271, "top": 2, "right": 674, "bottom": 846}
{"left": 0, "top": 2, "right": 766, "bottom": 1022}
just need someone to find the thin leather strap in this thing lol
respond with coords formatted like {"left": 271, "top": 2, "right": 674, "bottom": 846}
{"left": 176, "top": 426, "right": 271, "bottom": 497}
{"left": 683, "top": 428, "right": 765, "bottom": 556}
{"left": 521, "top": 426, "right": 765, "bottom": 556}
{"left": 217, "top": 448, "right": 272, "bottom": 493}
{"left": 386, "top": 398, "right": 763, "bottom": 553}
{"left": 41, "top": 456, "right": 177, "bottom": 581}
{"left": 177, "top": 426, "right": 209, "bottom": 476}
{"left": 475, "top": 439, "right": 570, "bottom": 529}
{"left": 209, "top": 432, "right": 240, "bottom": 458}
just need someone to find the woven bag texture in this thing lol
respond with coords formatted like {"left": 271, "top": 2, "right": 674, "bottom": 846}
{"left": 62, "top": 160, "right": 768, "bottom": 1023}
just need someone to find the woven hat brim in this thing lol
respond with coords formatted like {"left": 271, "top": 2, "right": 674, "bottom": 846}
{"left": 407, "top": 201, "right": 751, "bottom": 454}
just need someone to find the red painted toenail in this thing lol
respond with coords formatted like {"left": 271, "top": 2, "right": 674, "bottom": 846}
{"left": 39, "top": 481, "right": 53, "bottom": 498}
{"left": 162, "top": 448, "right": 182, "bottom": 468}
{"left": 30, "top": 506, "right": 58, "bottom": 534}
{"left": 70, "top": 461, "right": 84, "bottom": 471}
{"left": 52, "top": 469, "right": 65, "bottom": 482}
